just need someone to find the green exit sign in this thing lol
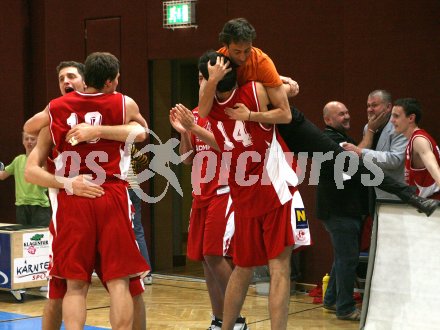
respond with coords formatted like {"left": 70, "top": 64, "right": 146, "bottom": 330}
{"left": 163, "top": 1, "right": 196, "bottom": 29}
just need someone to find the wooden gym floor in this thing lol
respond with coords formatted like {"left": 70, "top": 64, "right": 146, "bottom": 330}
{"left": 0, "top": 271, "right": 360, "bottom": 330}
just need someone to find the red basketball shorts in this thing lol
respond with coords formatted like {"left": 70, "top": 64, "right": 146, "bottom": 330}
{"left": 187, "top": 193, "right": 234, "bottom": 261}
{"left": 50, "top": 182, "right": 149, "bottom": 283}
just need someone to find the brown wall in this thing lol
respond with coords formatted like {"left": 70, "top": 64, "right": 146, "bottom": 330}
{"left": 1, "top": 0, "right": 439, "bottom": 283}
{"left": 0, "top": 0, "right": 30, "bottom": 221}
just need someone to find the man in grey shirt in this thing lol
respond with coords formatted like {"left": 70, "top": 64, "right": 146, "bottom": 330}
{"left": 344, "top": 90, "right": 407, "bottom": 202}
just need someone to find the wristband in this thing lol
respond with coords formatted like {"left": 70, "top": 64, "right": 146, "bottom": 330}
{"left": 368, "top": 128, "right": 377, "bottom": 134}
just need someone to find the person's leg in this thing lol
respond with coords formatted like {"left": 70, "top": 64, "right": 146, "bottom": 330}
{"left": 203, "top": 260, "right": 224, "bottom": 320}
{"left": 16, "top": 205, "right": 29, "bottom": 225}
{"left": 42, "top": 277, "right": 67, "bottom": 330}
{"left": 201, "top": 194, "right": 237, "bottom": 324}
{"left": 222, "top": 266, "right": 253, "bottom": 330}
{"left": 128, "top": 189, "right": 151, "bottom": 267}
{"left": 31, "top": 205, "right": 51, "bottom": 226}
{"left": 107, "top": 277, "right": 133, "bottom": 330}
{"left": 323, "top": 215, "right": 362, "bottom": 317}
{"left": 290, "top": 252, "right": 301, "bottom": 281}
{"left": 98, "top": 266, "right": 146, "bottom": 330}
{"left": 203, "top": 256, "right": 234, "bottom": 320}
{"left": 323, "top": 263, "right": 337, "bottom": 308}
{"left": 42, "top": 299, "right": 63, "bottom": 330}
{"left": 132, "top": 294, "right": 146, "bottom": 330}
{"left": 267, "top": 246, "right": 293, "bottom": 330}
{"left": 62, "top": 279, "right": 89, "bottom": 330}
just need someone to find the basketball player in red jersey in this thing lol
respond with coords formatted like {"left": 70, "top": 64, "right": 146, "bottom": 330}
{"left": 170, "top": 89, "right": 249, "bottom": 328}
{"left": 25, "top": 61, "right": 148, "bottom": 330}
{"left": 25, "top": 52, "right": 149, "bottom": 330}
{"left": 198, "top": 51, "right": 311, "bottom": 330}
{"left": 391, "top": 98, "right": 440, "bottom": 200}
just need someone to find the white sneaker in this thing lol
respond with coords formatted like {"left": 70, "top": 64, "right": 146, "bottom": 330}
{"left": 234, "top": 316, "right": 248, "bottom": 330}
{"left": 143, "top": 274, "right": 153, "bottom": 285}
{"left": 207, "top": 315, "right": 222, "bottom": 330}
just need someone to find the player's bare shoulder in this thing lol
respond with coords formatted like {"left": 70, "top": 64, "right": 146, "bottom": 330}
{"left": 124, "top": 95, "right": 138, "bottom": 109}
{"left": 124, "top": 95, "right": 141, "bottom": 118}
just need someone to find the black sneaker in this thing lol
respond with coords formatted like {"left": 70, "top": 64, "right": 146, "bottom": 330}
{"left": 207, "top": 316, "right": 222, "bottom": 330}
{"left": 408, "top": 194, "right": 439, "bottom": 217}
{"left": 234, "top": 316, "right": 248, "bottom": 329}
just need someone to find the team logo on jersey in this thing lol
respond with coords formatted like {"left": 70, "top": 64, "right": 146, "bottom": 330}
{"left": 295, "top": 229, "right": 308, "bottom": 242}
{"left": 294, "top": 208, "right": 309, "bottom": 229}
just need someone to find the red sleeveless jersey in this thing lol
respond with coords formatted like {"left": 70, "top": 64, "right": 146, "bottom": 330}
{"left": 48, "top": 91, "right": 130, "bottom": 184}
{"left": 207, "top": 82, "right": 299, "bottom": 217}
{"left": 405, "top": 129, "right": 440, "bottom": 199}
{"left": 191, "top": 107, "right": 229, "bottom": 208}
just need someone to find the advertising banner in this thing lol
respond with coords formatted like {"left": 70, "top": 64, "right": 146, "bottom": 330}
{"left": 13, "top": 256, "right": 50, "bottom": 283}
{"left": 0, "top": 233, "right": 11, "bottom": 289}
{"left": 22, "top": 231, "right": 50, "bottom": 257}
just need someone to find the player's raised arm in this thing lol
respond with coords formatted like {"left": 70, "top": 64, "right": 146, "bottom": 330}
{"left": 198, "top": 56, "right": 231, "bottom": 118}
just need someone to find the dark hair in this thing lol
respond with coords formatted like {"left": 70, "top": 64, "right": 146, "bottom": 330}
{"left": 198, "top": 51, "right": 237, "bottom": 93}
{"left": 84, "top": 52, "right": 119, "bottom": 89}
{"left": 56, "top": 61, "right": 85, "bottom": 79}
{"left": 394, "top": 98, "right": 422, "bottom": 124}
{"left": 219, "top": 18, "right": 256, "bottom": 45}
